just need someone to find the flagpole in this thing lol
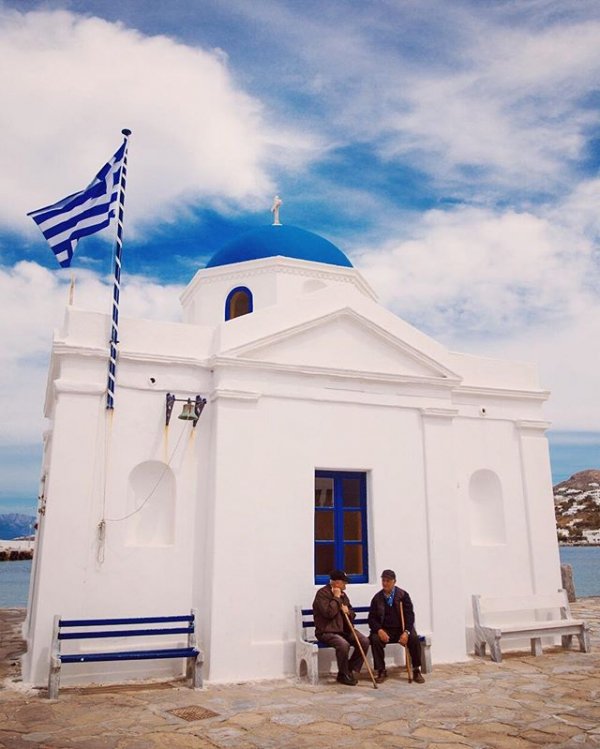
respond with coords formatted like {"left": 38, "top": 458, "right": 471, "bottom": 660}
{"left": 106, "top": 128, "right": 132, "bottom": 410}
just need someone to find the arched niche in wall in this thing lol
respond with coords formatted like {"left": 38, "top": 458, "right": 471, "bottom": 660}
{"left": 225, "top": 286, "right": 253, "bottom": 320}
{"left": 468, "top": 469, "right": 506, "bottom": 546}
{"left": 127, "top": 461, "right": 175, "bottom": 547}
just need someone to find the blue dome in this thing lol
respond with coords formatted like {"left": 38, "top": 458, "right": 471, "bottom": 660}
{"left": 205, "top": 225, "right": 353, "bottom": 269}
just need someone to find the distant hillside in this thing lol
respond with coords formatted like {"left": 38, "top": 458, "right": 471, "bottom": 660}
{"left": 554, "top": 470, "right": 600, "bottom": 544}
{"left": 0, "top": 513, "right": 36, "bottom": 540}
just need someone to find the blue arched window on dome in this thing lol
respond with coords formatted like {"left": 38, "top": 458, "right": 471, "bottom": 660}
{"left": 225, "top": 286, "right": 253, "bottom": 321}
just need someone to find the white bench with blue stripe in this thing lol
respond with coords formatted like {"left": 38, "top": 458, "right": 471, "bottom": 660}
{"left": 296, "top": 605, "right": 432, "bottom": 685}
{"left": 48, "top": 610, "right": 203, "bottom": 699}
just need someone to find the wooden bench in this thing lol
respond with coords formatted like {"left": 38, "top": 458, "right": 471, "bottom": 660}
{"left": 296, "top": 605, "right": 432, "bottom": 685}
{"left": 48, "top": 610, "right": 203, "bottom": 699}
{"left": 472, "top": 590, "right": 591, "bottom": 663}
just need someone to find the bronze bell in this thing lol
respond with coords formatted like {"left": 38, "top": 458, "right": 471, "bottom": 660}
{"left": 178, "top": 399, "right": 196, "bottom": 420}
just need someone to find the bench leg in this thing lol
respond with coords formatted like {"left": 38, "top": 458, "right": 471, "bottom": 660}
{"left": 476, "top": 626, "right": 502, "bottom": 662}
{"left": 474, "top": 640, "right": 486, "bottom": 658}
{"left": 578, "top": 626, "right": 591, "bottom": 653}
{"left": 189, "top": 654, "right": 203, "bottom": 689}
{"left": 48, "top": 659, "right": 60, "bottom": 700}
{"left": 420, "top": 640, "right": 432, "bottom": 674}
{"left": 530, "top": 637, "right": 542, "bottom": 657}
{"left": 561, "top": 634, "right": 573, "bottom": 649}
{"left": 307, "top": 651, "right": 319, "bottom": 686}
{"left": 296, "top": 643, "right": 320, "bottom": 686}
{"left": 296, "top": 655, "right": 319, "bottom": 686}
{"left": 487, "top": 635, "right": 502, "bottom": 663}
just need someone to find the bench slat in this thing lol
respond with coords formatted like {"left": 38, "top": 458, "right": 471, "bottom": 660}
{"left": 59, "top": 615, "right": 193, "bottom": 627}
{"left": 58, "top": 626, "right": 193, "bottom": 640}
{"left": 59, "top": 647, "right": 198, "bottom": 664}
{"left": 302, "top": 617, "right": 369, "bottom": 628}
{"left": 300, "top": 606, "right": 370, "bottom": 617}
{"left": 477, "top": 594, "right": 567, "bottom": 615}
{"left": 304, "top": 635, "right": 428, "bottom": 647}
{"left": 488, "top": 620, "right": 585, "bottom": 634}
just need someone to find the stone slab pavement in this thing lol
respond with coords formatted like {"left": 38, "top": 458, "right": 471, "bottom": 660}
{"left": 1, "top": 599, "right": 599, "bottom": 749}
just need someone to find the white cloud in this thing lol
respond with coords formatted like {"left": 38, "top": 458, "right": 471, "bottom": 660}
{"left": 0, "top": 261, "right": 183, "bottom": 445}
{"left": 356, "top": 196, "right": 600, "bottom": 429}
{"left": 0, "top": 8, "right": 319, "bottom": 236}
{"left": 385, "top": 18, "right": 600, "bottom": 191}
{"left": 358, "top": 204, "right": 595, "bottom": 334}
{"left": 230, "top": 1, "right": 600, "bottom": 196}
{"left": 464, "top": 310, "right": 600, "bottom": 430}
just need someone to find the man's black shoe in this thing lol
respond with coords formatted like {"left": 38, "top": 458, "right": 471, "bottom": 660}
{"left": 375, "top": 669, "right": 387, "bottom": 683}
{"left": 336, "top": 673, "right": 357, "bottom": 686}
{"left": 413, "top": 670, "right": 425, "bottom": 684}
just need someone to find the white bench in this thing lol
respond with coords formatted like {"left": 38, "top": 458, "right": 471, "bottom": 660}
{"left": 296, "top": 605, "right": 432, "bottom": 685}
{"left": 472, "top": 590, "right": 591, "bottom": 663}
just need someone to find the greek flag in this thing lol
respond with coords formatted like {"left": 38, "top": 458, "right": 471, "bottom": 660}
{"left": 27, "top": 141, "right": 126, "bottom": 268}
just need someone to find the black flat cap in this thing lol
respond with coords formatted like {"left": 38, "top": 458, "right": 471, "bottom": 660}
{"left": 381, "top": 569, "right": 396, "bottom": 580}
{"left": 329, "top": 569, "right": 349, "bottom": 582}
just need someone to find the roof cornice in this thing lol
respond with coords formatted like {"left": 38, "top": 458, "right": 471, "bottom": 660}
{"left": 181, "top": 256, "right": 378, "bottom": 306}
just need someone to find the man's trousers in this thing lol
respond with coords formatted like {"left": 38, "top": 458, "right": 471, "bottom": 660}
{"left": 369, "top": 628, "right": 421, "bottom": 672}
{"left": 317, "top": 631, "right": 370, "bottom": 678}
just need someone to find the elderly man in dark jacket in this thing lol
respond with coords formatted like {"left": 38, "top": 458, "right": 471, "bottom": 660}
{"left": 368, "top": 569, "right": 425, "bottom": 683}
{"left": 312, "top": 569, "right": 370, "bottom": 686}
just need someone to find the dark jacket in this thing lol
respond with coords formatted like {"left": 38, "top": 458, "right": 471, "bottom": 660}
{"left": 312, "top": 584, "right": 356, "bottom": 638}
{"left": 368, "top": 586, "right": 416, "bottom": 634}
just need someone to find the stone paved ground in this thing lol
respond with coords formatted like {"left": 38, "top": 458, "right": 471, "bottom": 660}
{"left": 1, "top": 599, "right": 599, "bottom": 748}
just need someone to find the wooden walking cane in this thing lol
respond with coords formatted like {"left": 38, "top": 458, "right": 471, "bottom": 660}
{"left": 341, "top": 609, "right": 378, "bottom": 689}
{"left": 398, "top": 595, "right": 413, "bottom": 683}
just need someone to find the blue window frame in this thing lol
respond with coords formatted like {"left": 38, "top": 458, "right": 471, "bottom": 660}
{"left": 314, "top": 470, "right": 368, "bottom": 584}
{"left": 225, "top": 286, "right": 253, "bottom": 321}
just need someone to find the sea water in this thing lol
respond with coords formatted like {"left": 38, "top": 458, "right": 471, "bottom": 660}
{"left": 559, "top": 546, "right": 600, "bottom": 597}
{"left": 0, "top": 559, "right": 31, "bottom": 607}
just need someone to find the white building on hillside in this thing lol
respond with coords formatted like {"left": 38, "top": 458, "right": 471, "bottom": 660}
{"left": 22, "top": 219, "right": 561, "bottom": 687}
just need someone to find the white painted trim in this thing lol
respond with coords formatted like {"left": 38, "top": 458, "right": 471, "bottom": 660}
{"left": 209, "top": 389, "right": 261, "bottom": 403}
{"left": 420, "top": 407, "right": 459, "bottom": 419}
{"left": 53, "top": 379, "right": 106, "bottom": 396}
{"left": 210, "top": 355, "right": 459, "bottom": 388}
{"left": 515, "top": 419, "right": 552, "bottom": 433}
{"left": 221, "top": 307, "right": 461, "bottom": 381}
{"left": 181, "top": 256, "right": 378, "bottom": 305}
{"left": 453, "top": 385, "right": 550, "bottom": 402}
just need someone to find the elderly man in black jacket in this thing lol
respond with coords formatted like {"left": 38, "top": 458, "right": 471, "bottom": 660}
{"left": 312, "top": 569, "right": 370, "bottom": 686}
{"left": 368, "top": 569, "right": 425, "bottom": 683}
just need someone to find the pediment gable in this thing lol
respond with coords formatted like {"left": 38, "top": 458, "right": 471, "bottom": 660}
{"left": 219, "top": 309, "right": 459, "bottom": 381}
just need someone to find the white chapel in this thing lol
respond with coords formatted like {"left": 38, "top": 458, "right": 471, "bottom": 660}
{"left": 22, "top": 214, "right": 561, "bottom": 687}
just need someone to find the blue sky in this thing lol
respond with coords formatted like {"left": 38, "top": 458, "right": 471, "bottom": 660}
{"left": 1, "top": 0, "right": 599, "bottom": 513}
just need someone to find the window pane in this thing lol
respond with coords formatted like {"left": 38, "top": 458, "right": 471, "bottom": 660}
{"left": 315, "top": 511, "right": 334, "bottom": 540}
{"left": 344, "top": 545, "right": 363, "bottom": 575}
{"left": 342, "top": 478, "right": 361, "bottom": 507}
{"left": 343, "top": 511, "right": 362, "bottom": 541}
{"left": 231, "top": 291, "right": 250, "bottom": 318}
{"left": 315, "top": 477, "right": 334, "bottom": 507}
{"left": 315, "top": 544, "right": 335, "bottom": 576}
